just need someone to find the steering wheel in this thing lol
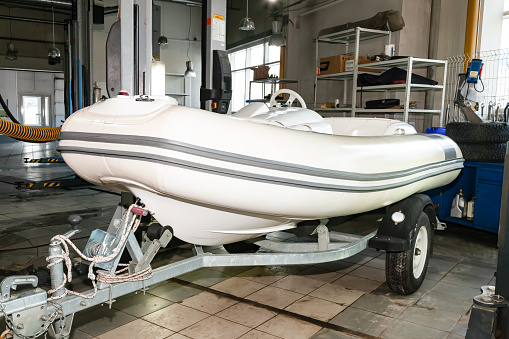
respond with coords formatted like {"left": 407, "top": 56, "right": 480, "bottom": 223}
{"left": 269, "top": 89, "right": 307, "bottom": 109}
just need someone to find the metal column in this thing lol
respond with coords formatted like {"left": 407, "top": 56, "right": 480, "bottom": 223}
{"left": 70, "top": 0, "right": 93, "bottom": 111}
{"left": 200, "top": 0, "right": 227, "bottom": 110}
{"left": 120, "top": 0, "right": 152, "bottom": 96}
{"left": 350, "top": 27, "right": 360, "bottom": 117}
{"left": 120, "top": 0, "right": 135, "bottom": 95}
{"left": 466, "top": 145, "right": 509, "bottom": 338}
{"left": 496, "top": 146, "right": 509, "bottom": 337}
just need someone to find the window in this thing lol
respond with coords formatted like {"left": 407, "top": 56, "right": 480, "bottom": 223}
{"left": 503, "top": 0, "right": 509, "bottom": 49}
{"left": 229, "top": 42, "right": 281, "bottom": 112}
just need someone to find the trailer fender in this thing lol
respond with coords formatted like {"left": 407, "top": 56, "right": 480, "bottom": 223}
{"left": 368, "top": 194, "right": 436, "bottom": 252}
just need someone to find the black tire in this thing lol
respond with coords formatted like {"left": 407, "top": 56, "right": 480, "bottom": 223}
{"left": 385, "top": 212, "right": 433, "bottom": 295}
{"left": 446, "top": 122, "right": 509, "bottom": 143}
{"left": 223, "top": 241, "right": 260, "bottom": 253}
{"left": 457, "top": 142, "right": 507, "bottom": 163}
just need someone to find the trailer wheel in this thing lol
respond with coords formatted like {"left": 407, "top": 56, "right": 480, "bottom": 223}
{"left": 385, "top": 212, "right": 432, "bottom": 295}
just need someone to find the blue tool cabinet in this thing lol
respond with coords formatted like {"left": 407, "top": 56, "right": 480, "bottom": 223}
{"left": 425, "top": 162, "right": 504, "bottom": 233}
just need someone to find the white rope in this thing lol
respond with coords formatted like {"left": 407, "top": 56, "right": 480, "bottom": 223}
{"left": 46, "top": 205, "right": 153, "bottom": 301}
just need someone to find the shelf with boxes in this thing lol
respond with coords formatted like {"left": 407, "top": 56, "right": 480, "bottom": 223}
{"left": 313, "top": 27, "right": 447, "bottom": 124}
{"left": 248, "top": 65, "right": 300, "bottom": 103}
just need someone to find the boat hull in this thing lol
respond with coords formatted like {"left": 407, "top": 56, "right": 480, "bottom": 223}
{"left": 58, "top": 97, "right": 463, "bottom": 245}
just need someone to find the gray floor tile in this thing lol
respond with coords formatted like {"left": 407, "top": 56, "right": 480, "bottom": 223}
{"left": 452, "top": 314, "right": 470, "bottom": 336}
{"left": 363, "top": 256, "right": 386, "bottom": 270}
{"left": 331, "top": 274, "right": 382, "bottom": 293}
{"left": 399, "top": 306, "right": 462, "bottom": 332}
{"left": 429, "top": 282, "right": 481, "bottom": 301}
{"left": 370, "top": 283, "right": 423, "bottom": 306}
{"left": 417, "top": 293, "right": 472, "bottom": 316}
{"left": 309, "top": 328, "right": 358, "bottom": 339}
{"left": 349, "top": 265, "right": 386, "bottom": 282}
{"left": 340, "top": 254, "right": 374, "bottom": 265}
{"left": 69, "top": 329, "right": 96, "bottom": 339}
{"left": 329, "top": 308, "right": 393, "bottom": 337}
{"left": 313, "top": 260, "right": 359, "bottom": 274}
{"left": 207, "top": 265, "right": 252, "bottom": 276}
{"left": 178, "top": 268, "right": 231, "bottom": 287}
{"left": 112, "top": 292, "right": 174, "bottom": 317}
{"left": 380, "top": 319, "right": 449, "bottom": 339}
{"left": 427, "top": 257, "right": 460, "bottom": 275}
{"left": 441, "top": 272, "right": 491, "bottom": 289}
{"left": 147, "top": 281, "right": 202, "bottom": 302}
{"left": 74, "top": 306, "right": 136, "bottom": 337}
{"left": 351, "top": 293, "right": 407, "bottom": 318}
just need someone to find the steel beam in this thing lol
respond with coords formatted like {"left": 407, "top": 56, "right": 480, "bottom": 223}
{"left": 0, "top": 0, "right": 72, "bottom": 10}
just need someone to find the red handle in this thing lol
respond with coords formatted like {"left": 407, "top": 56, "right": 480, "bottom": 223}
{"left": 131, "top": 206, "right": 148, "bottom": 216}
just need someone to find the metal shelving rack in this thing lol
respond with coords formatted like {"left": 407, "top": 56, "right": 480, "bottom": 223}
{"left": 165, "top": 73, "right": 190, "bottom": 106}
{"left": 248, "top": 78, "right": 300, "bottom": 102}
{"left": 313, "top": 27, "right": 447, "bottom": 125}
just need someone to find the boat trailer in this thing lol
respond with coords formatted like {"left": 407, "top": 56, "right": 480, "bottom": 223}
{"left": 0, "top": 195, "right": 435, "bottom": 339}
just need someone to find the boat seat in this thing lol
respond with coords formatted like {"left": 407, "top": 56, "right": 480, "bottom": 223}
{"left": 234, "top": 104, "right": 333, "bottom": 135}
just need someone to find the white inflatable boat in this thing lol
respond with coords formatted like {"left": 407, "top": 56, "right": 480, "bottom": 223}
{"left": 58, "top": 91, "right": 463, "bottom": 245}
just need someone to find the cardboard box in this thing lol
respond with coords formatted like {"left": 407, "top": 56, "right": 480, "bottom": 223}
{"left": 318, "top": 55, "right": 350, "bottom": 75}
{"left": 318, "top": 54, "right": 381, "bottom": 75}
{"left": 345, "top": 56, "right": 382, "bottom": 73}
{"left": 251, "top": 65, "right": 270, "bottom": 80}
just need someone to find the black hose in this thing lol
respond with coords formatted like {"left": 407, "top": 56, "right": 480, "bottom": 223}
{"left": 0, "top": 93, "right": 20, "bottom": 124}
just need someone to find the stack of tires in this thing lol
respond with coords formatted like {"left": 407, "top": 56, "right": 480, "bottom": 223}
{"left": 445, "top": 122, "right": 509, "bottom": 163}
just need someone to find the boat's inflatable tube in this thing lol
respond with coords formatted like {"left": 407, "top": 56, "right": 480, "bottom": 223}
{"left": 58, "top": 96, "right": 463, "bottom": 245}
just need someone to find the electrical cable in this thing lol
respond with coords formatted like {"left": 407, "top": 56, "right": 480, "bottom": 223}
{"left": 0, "top": 93, "right": 20, "bottom": 124}
{"left": 186, "top": 5, "right": 192, "bottom": 61}
{"left": 474, "top": 76, "right": 484, "bottom": 93}
{"left": 8, "top": 6, "right": 12, "bottom": 43}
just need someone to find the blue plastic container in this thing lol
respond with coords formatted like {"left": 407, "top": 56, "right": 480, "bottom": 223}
{"left": 425, "top": 127, "right": 446, "bottom": 135}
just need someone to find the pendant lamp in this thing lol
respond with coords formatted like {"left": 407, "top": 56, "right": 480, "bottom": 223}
{"left": 48, "top": 4, "right": 61, "bottom": 65}
{"left": 239, "top": 0, "right": 255, "bottom": 31}
{"left": 268, "top": 20, "right": 286, "bottom": 47}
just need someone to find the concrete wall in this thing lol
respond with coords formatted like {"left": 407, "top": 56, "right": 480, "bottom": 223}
{"left": 0, "top": 70, "right": 18, "bottom": 120}
{"left": 0, "top": 70, "right": 64, "bottom": 127}
{"left": 436, "top": 0, "right": 468, "bottom": 59}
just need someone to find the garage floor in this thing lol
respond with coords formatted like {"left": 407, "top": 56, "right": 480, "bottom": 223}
{"left": 0, "top": 139, "right": 499, "bottom": 339}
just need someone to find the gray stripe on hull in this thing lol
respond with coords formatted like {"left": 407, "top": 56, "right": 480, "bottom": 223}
{"left": 59, "top": 131, "right": 464, "bottom": 182}
{"left": 420, "top": 133, "right": 457, "bottom": 160}
{"left": 58, "top": 146, "right": 464, "bottom": 193}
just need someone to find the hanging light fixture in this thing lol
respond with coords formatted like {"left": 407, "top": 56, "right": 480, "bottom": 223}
{"left": 5, "top": 7, "right": 17, "bottom": 61}
{"left": 184, "top": 61, "right": 196, "bottom": 78}
{"left": 184, "top": 6, "right": 196, "bottom": 77}
{"left": 158, "top": 36, "right": 168, "bottom": 45}
{"left": 239, "top": 0, "right": 255, "bottom": 31}
{"left": 268, "top": 20, "right": 286, "bottom": 47}
{"left": 48, "top": 3, "right": 61, "bottom": 65}
{"left": 5, "top": 43, "right": 17, "bottom": 61}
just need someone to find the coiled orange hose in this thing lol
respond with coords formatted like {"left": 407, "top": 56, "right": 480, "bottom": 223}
{"left": 0, "top": 118, "right": 62, "bottom": 143}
